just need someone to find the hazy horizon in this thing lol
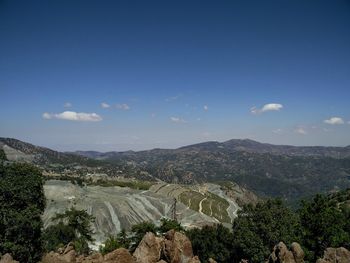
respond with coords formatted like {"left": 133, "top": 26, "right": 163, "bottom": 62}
{"left": 1, "top": 0, "right": 350, "bottom": 150}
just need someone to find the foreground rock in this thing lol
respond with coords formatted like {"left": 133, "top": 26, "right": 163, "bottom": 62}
{"left": 133, "top": 232, "right": 164, "bottom": 263}
{"left": 41, "top": 230, "right": 202, "bottom": 263}
{"left": 316, "top": 247, "right": 350, "bottom": 263}
{"left": 0, "top": 254, "right": 19, "bottom": 263}
{"left": 133, "top": 230, "right": 199, "bottom": 263}
{"left": 163, "top": 230, "right": 194, "bottom": 263}
{"left": 268, "top": 242, "right": 304, "bottom": 263}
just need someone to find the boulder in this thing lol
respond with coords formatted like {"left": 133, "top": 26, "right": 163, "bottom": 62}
{"left": 41, "top": 251, "right": 68, "bottom": 263}
{"left": 163, "top": 230, "right": 194, "bottom": 263}
{"left": 41, "top": 243, "right": 77, "bottom": 263}
{"left": 0, "top": 254, "right": 19, "bottom": 263}
{"left": 290, "top": 242, "right": 304, "bottom": 263}
{"left": 208, "top": 258, "right": 216, "bottom": 263}
{"left": 76, "top": 253, "right": 103, "bottom": 263}
{"left": 133, "top": 232, "right": 164, "bottom": 263}
{"left": 316, "top": 247, "right": 350, "bottom": 263}
{"left": 104, "top": 248, "right": 134, "bottom": 263}
{"left": 187, "top": 256, "right": 201, "bottom": 263}
{"left": 268, "top": 242, "right": 302, "bottom": 263}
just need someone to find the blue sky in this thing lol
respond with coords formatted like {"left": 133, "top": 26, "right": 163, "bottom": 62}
{"left": 1, "top": 0, "right": 350, "bottom": 151}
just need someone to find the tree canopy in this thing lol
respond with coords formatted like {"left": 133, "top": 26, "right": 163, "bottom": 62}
{"left": 0, "top": 163, "right": 45, "bottom": 263}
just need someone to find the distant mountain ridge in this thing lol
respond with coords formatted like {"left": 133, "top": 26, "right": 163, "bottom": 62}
{"left": 73, "top": 138, "right": 350, "bottom": 159}
{"left": 1, "top": 137, "right": 350, "bottom": 202}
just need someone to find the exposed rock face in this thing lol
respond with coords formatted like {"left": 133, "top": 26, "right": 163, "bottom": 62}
{"left": 268, "top": 242, "right": 304, "bottom": 263}
{"left": 316, "top": 247, "right": 350, "bottom": 263}
{"left": 133, "top": 232, "right": 164, "bottom": 263}
{"left": 163, "top": 230, "right": 194, "bottom": 263}
{"left": 0, "top": 254, "right": 19, "bottom": 263}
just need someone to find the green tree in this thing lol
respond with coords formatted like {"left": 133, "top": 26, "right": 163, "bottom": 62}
{"left": 158, "top": 218, "right": 184, "bottom": 234}
{"left": 298, "top": 194, "right": 350, "bottom": 261}
{"left": 232, "top": 199, "right": 300, "bottom": 263}
{"left": 99, "top": 229, "right": 131, "bottom": 255}
{"left": 187, "top": 224, "right": 234, "bottom": 263}
{"left": 0, "top": 149, "right": 7, "bottom": 162}
{"left": 43, "top": 207, "right": 95, "bottom": 255}
{"left": 42, "top": 222, "right": 76, "bottom": 252}
{"left": 0, "top": 163, "right": 45, "bottom": 263}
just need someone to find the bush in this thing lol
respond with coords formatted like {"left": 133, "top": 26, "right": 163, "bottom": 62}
{"left": 100, "top": 229, "right": 131, "bottom": 255}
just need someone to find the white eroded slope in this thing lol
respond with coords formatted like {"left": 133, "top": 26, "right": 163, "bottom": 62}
{"left": 43, "top": 180, "right": 217, "bottom": 246}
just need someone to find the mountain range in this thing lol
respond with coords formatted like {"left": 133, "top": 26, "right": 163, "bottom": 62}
{"left": 1, "top": 137, "right": 350, "bottom": 203}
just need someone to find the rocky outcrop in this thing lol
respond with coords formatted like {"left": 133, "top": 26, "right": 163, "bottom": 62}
{"left": 187, "top": 256, "right": 201, "bottom": 263}
{"left": 290, "top": 242, "right": 304, "bottom": 263}
{"left": 316, "top": 247, "right": 350, "bottom": 263}
{"left": 0, "top": 254, "right": 19, "bottom": 263}
{"left": 163, "top": 230, "right": 194, "bottom": 263}
{"left": 132, "top": 230, "right": 196, "bottom": 263}
{"left": 268, "top": 242, "right": 304, "bottom": 263}
{"left": 42, "top": 230, "right": 200, "bottom": 263}
{"left": 133, "top": 232, "right": 164, "bottom": 263}
{"left": 104, "top": 248, "right": 134, "bottom": 263}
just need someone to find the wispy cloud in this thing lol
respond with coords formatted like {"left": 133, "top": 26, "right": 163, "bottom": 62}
{"left": 204, "top": 105, "right": 208, "bottom": 111}
{"left": 251, "top": 103, "right": 283, "bottom": 114}
{"left": 101, "top": 102, "right": 111, "bottom": 109}
{"left": 165, "top": 94, "right": 181, "bottom": 102}
{"left": 272, "top": 128, "right": 283, "bottom": 134}
{"left": 64, "top": 102, "right": 72, "bottom": 108}
{"left": 116, "top": 103, "right": 130, "bottom": 110}
{"left": 42, "top": 111, "right": 102, "bottom": 122}
{"left": 170, "top": 117, "right": 187, "bottom": 123}
{"left": 324, "top": 117, "right": 344, "bottom": 125}
{"left": 295, "top": 127, "right": 307, "bottom": 135}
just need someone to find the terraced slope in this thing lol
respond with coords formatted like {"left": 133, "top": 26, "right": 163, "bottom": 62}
{"left": 43, "top": 180, "right": 218, "bottom": 248}
{"left": 149, "top": 182, "right": 245, "bottom": 223}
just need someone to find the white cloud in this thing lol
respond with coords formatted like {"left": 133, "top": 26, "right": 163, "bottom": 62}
{"left": 42, "top": 111, "right": 102, "bottom": 122}
{"left": 251, "top": 103, "right": 283, "bottom": 114}
{"left": 272, "top": 129, "right": 283, "bottom": 134}
{"left": 295, "top": 127, "right": 307, "bottom": 135}
{"left": 101, "top": 102, "right": 110, "bottom": 109}
{"left": 42, "top": 112, "right": 52, "bottom": 119}
{"left": 116, "top": 103, "right": 130, "bottom": 110}
{"left": 64, "top": 102, "right": 72, "bottom": 108}
{"left": 324, "top": 117, "right": 344, "bottom": 125}
{"left": 204, "top": 105, "right": 208, "bottom": 111}
{"left": 170, "top": 117, "right": 187, "bottom": 123}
